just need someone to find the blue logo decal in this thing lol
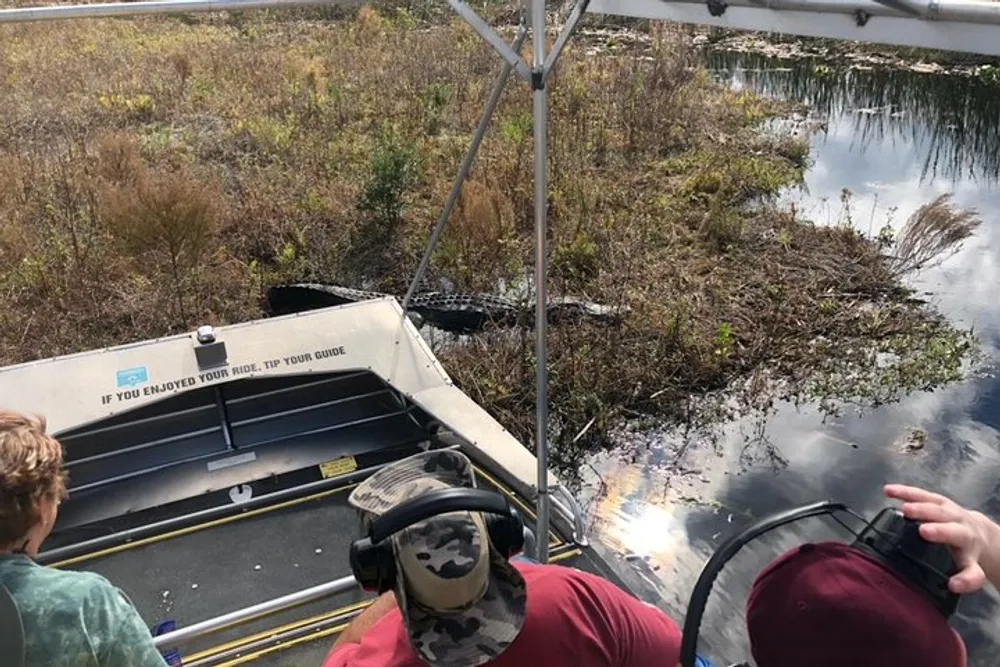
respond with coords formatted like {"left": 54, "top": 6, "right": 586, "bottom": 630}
{"left": 116, "top": 366, "right": 149, "bottom": 388}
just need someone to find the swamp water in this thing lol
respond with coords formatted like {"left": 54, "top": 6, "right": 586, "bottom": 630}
{"left": 585, "top": 45, "right": 1000, "bottom": 665}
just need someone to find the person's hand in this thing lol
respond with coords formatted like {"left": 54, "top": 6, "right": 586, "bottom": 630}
{"left": 884, "top": 484, "right": 997, "bottom": 594}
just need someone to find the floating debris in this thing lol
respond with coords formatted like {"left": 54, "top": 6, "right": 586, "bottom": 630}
{"left": 709, "top": 33, "right": 993, "bottom": 78}
{"left": 897, "top": 428, "right": 928, "bottom": 454}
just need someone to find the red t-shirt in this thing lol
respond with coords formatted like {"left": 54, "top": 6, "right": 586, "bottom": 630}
{"left": 322, "top": 561, "right": 681, "bottom": 667}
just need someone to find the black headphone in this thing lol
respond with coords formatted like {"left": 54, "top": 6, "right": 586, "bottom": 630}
{"left": 679, "top": 501, "right": 963, "bottom": 667}
{"left": 349, "top": 487, "right": 526, "bottom": 594}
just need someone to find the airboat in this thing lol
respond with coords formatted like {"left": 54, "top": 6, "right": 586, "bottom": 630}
{"left": 0, "top": 0, "right": 997, "bottom": 666}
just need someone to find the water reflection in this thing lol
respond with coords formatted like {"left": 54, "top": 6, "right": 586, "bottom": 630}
{"left": 587, "top": 49, "right": 1000, "bottom": 666}
{"left": 705, "top": 48, "right": 1000, "bottom": 185}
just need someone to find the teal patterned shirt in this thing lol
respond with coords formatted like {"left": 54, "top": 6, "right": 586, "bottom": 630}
{"left": 0, "top": 554, "right": 167, "bottom": 667}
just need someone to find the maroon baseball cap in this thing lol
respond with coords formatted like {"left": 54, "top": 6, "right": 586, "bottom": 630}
{"left": 746, "top": 541, "right": 961, "bottom": 667}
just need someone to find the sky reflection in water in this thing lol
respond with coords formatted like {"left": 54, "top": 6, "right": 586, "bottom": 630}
{"left": 586, "top": 50, "right": 1000, "bottom": 666}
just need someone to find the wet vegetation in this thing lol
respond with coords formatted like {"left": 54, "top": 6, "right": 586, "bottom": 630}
{"left": 705, "top": 41, "right": 1000, "bottom": 183}
{"left": 719, "top": 31, "right": 1000, "bottom": 69}
{"left": 0, "top": 4, "right": 983, "bottom": 480}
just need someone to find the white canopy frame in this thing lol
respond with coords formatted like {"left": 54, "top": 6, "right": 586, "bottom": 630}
{"left": 3, "top": 0, "right": 1000, "bottom": 567}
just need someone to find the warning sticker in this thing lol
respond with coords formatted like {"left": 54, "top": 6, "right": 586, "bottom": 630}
{"left": 319, "top": 456, "right": 358, "bottom": 479}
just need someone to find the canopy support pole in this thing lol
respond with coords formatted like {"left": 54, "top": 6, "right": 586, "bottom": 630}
{"left": 543, "top": 0, "right": 589, "bottom": 82}
{"left": 531, "top": 0, "right": 550, "bottom": 564}
{"left": 443, "top": 0, "right": 591, "bottom": 562}
{"left": 430, "top": 0, "right": 589, "bottom": 559}
{"left": 402, "top": 23, "right": 529, "bottom": 311}
{"left": 448, "top": 0, "right": 533, "bottom": 80}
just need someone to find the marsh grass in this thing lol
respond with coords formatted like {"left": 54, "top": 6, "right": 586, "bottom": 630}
{"left": 0, "top": 7, "right": 980, "bottom": 478}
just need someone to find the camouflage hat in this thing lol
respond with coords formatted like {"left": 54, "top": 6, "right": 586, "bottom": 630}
{"left": 348, "top": 449, "right": 527, "bottom": 667}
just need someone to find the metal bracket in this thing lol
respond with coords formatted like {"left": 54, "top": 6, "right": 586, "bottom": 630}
{"left": 707, "top": 0, "right": 728, "bottom": 16}
{"left": 532, "top": 68, "right": 545, "bottom": 90}
{"left": 193, "top": 325, "right": 228, "bottom": 370}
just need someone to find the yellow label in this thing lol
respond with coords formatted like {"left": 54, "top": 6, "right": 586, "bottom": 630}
{"left": 319, "top": 456, "right": 358, "bottom": 479}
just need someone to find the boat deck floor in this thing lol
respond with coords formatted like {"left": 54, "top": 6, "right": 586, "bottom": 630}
{"left": 60, "top": 469, "right": 621, "bottom": 667}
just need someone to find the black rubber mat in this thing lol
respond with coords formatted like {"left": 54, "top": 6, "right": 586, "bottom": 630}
{"left": 70, "top": 489, "right": 373, "bottom": 658}
{"left": 63, "top": 469, "right": 633, "bottom": 666}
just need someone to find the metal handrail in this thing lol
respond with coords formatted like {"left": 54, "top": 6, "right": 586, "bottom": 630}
{"left": 551, "top": 485, "right": 589, "bottom": 547}
{"left": 164, "top": 539, "right": 588, "bottom": 661}
{"left": 184, "top": 604, "right": 366, "bottom": 666}
{"left": 153, "top": 575, "right": 360, "bottom": 649}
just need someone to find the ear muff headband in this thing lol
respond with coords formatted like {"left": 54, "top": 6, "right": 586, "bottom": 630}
{"left": 369, "top": 488, "right": 514, "bottom": 542}
{"left": 679, "top": 501, "right": 848, "bottom": 667}
{"left": 350, "top": 487, "right": 525, "bottom": 594}
{"left": 679, "top": 501, "right": 961, "bottom": 667}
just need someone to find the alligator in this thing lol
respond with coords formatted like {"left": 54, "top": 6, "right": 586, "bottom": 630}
{"left": 266, "top": 283, "right": 627, "bottom": 334}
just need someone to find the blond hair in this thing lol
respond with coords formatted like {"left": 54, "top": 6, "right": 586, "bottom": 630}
{"left": 0, "top": 410, "right": 68, "bottom": 546}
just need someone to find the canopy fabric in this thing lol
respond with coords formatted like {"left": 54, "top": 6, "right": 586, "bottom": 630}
{"left": 590, "top": 0, "right": 1000, "bottom": 56}
{"left": 3, "top": 0, "right": 1000, "bottom": 60}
